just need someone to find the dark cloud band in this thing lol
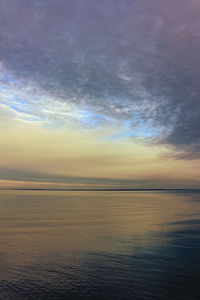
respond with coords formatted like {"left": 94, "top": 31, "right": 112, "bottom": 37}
{"left": 1, "top": 0, "right": 200, "bottom": 157}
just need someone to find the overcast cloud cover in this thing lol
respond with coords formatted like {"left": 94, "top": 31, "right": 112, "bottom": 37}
{"left": 1, "top": 0, "right": 200, "bottom": 158}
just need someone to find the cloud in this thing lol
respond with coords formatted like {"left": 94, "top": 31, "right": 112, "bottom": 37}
{"left": 0, "top": 0, "right": 200, "bottom": 157}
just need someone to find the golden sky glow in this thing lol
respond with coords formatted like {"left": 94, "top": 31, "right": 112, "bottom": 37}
{"left": 1, "top": 116, "right": 200, "bottom": 189}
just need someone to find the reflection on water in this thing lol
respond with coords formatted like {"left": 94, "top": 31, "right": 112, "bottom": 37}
{"left": 0, "top": 190, "right": 200, "bottom": 299}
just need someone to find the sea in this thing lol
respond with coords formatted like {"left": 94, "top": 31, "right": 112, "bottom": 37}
{"left": 0, "top": 190, "right": 200, "bottom": 300}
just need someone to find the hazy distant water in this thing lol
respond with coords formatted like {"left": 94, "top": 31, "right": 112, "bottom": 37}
{"left": 0, "top": 190, "right": 200, "bottom": 300}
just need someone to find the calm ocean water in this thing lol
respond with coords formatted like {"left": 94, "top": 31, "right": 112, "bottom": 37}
{"left": 0, "top": 190, "right": 200, "bottom": 300}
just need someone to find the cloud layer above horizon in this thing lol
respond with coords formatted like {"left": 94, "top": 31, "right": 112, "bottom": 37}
{"left": 0, "top": 0, "right": 200, "bottom": 188}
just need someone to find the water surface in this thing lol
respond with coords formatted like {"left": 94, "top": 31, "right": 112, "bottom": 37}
{"left": 0, "top": 190, "right": 200, "bottom": 299}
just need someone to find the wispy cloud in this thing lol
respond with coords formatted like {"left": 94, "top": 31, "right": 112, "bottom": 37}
{"left": 1, "top": 0, "right": 200, "bottom": 158}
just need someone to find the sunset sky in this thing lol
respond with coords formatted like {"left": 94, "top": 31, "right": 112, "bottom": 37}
{"left": 0, "top": 0, "right": 200, "bottom": 189}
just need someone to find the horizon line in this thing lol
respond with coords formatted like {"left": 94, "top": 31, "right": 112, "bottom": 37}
{"left": 1, "top": 188, "right": 200, "bottom": 192}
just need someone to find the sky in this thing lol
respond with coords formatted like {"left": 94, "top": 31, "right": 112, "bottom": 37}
{"left": 0, "top": 0, "right": 200, "bottom": 189}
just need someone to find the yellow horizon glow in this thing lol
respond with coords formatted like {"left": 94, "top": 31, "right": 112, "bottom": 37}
{"left": 1, "top": 116, "right": 200, "bottom": 188}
